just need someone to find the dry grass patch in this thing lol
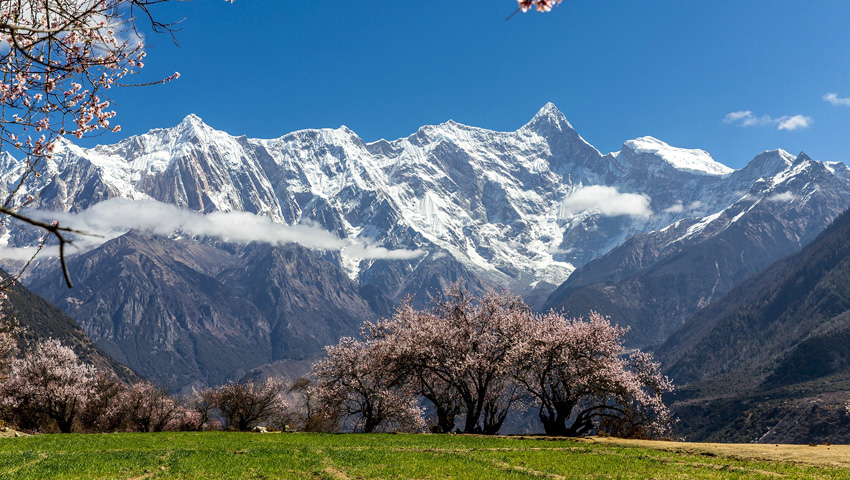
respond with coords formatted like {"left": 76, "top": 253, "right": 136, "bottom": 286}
{"left": 582, "top": 436, "right": 850, "bottom": 469}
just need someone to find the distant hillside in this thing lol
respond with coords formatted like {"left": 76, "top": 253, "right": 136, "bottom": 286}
{"left": 658, "top": 207, "right": 850, "bottom": 443}
{"left": 1, "top": 269, "right": 137, "bottom": 382}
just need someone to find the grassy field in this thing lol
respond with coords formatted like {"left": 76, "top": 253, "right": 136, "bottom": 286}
{"left": 0, "top": 432, "right": 848, "bottom": 479}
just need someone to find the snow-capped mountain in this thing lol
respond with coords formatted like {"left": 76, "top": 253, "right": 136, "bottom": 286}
{"left": 4, "top": 103, "right": 832, "bottom": 298}
{"left": 545, "top": 150, "right": 850, "bottom": 348}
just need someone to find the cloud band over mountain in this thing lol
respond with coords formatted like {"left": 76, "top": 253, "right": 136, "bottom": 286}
{"left": 0, "top": 199, "right": 426, "bottom": 261}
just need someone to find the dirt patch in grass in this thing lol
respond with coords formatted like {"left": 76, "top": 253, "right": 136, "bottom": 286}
{"left": 0, "top": 427, "right": 27, "bottom": 438}
{"left": 581, "top": 436, "right": 850, "bottom": 469}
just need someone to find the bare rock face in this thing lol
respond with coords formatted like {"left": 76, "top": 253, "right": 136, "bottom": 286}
{"left": 0, "top": 268, "right": 137, "bottom": 382}
{"left": 30, "top": 232, "right": 377, "bottom": 391}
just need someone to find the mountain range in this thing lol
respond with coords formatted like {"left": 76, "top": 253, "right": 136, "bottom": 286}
{"left": 3, "top": 104, "right": 850, "bottom": 416}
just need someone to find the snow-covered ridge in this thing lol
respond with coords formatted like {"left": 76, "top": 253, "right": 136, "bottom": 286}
{"left": 0, "top": 104, "right": 847, "bottom": 291}
{"left": 624, "top": 136, "right": 733, "bottom": 176}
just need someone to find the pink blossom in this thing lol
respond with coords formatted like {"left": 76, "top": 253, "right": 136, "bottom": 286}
{"left": 0, "top": 338, "right": 97, "bottom": 433}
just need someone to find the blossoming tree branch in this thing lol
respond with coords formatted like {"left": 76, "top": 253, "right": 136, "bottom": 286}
{"left": 0, "top": 0, "right": 236, "bottom": 290}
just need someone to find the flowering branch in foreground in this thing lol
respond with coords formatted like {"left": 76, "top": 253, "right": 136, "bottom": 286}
{"left": 0, "top": 1, "right": 230, "bottom": 289}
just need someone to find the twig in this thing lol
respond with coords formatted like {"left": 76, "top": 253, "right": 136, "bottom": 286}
{"left": 0, "top": 207, "right": 95, "bottom": 288}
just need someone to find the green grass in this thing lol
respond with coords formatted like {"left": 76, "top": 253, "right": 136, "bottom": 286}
{"left": 0, "top": 432, "right": 847, "bottom": 479}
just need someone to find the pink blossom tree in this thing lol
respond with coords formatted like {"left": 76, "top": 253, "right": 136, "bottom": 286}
{"left": 365, "top": 300, "right": 463, "bottom": 433}
{"left": 510, "top": 311, "right": 674, "bottom": 437}
{"left": 78, "top": 373, "right": 125, "bottom": 432}
{"left": 509, "top": 0, "right": 563, "bottom": 19}
{"left": 357, "top": 287, "right": 674, "bottom": 437}
{"left": 108, "top": 381, "right": 180, "bottom": 432}
{"left": 312, "top": 337, "right": 424, "bottom": 433}
{"left": 365, "top": 287, "right": 530, "bottom": 434}
{"left": 78, "top": 378, "right": 203, "bottom": 432}
{"left": 0, "top": 338, "right": 96, "bottom": 432}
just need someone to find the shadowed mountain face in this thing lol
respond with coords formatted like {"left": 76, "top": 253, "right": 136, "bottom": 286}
{"left": 29, "top": 232, "right": 382, "bottom": 391}
{"left": 655, "top": 208, "right": 850, "bottom": 443}
{"left": 661, "top": 207, "right": 850, "bottom": 386}
{"left": 0, "top": 269, "right": 137, "bottom": 382}
{"left": 544, "top": 154, "right": 850, "bottom": 349}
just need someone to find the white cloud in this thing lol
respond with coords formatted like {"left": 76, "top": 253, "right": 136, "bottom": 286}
{"left": 723, "top": 110, "right": 773, "bottom": 127}
{"left": 560, "top": 185, "right": 652, "bottom": 219}
{"left": 663, "top": 200, "right": 703, "bottom": 214}
{"left": 5, "top": 199, "right": 425, "bottom": 261}
{"left": 0, "top": 245, "right": 61, "bottom": 261}
{"left": 824, "top": 93, "right": 850, "bottom": 107}
{"left": 766, "top": 191, "right": 800, "bottom": 202}
{"left": 663, "top": 202, "right": 684, "bottom": 213}
{"left": 723, "top": 111, "right": 812, "bottom": 131}
{"left": 777, "top": 115, "right": 813, "bottom": 131}
{"left": 723, "top": 111, "right": 753, "bottom": 123}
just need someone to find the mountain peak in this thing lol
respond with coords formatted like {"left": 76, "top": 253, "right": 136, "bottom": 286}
{"left": 537, "top": 102, "right": 562, "bottom": 117}
{"left": 793, "top": 152, "right": 813, "bottom": 165}
{"left": 178, "top": 113, "right": 208, "bottom": 129}
{"left": 740, "top": 149, "right": 795, "bottom": 178}
{"left": 522, "top": 102, "right": 574, "bottom": 134}
{"left": 0, "top": 151, "right": 17, "bottom": 171}
{"left": 623, "top": 136, "right": 733, "bottom": 176}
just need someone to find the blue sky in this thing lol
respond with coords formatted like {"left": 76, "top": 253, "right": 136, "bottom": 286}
{"left": 92, "top": 0, "right": 850, "bottom": 169}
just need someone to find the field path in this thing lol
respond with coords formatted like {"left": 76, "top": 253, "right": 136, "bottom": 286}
{"left": 581, "top": 436, "right": 850, "bottom": 469}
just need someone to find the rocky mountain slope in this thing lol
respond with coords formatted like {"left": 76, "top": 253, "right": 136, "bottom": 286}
{"left": 544, "top": 152, "right": 850, "bottom": 348}
{"left": 30, "top": 232, "right": 384, "bottom": 391}
{"left": 0, "top": 269, "right": 137, "bottom": 382}
{"left": 657, "top": 208, "right": 850, "bottom": 443}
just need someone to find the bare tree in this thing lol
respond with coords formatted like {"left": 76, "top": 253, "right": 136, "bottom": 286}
{"left": 207, "top": 378, "right": 286, "bottom": 432}
{"left": 286, "top": 377, "right": 336, "bottom": 432}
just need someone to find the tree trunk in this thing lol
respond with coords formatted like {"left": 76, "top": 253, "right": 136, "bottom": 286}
{"left": 462, "top": 399, "right": 483, "bottom": 433}
{"left": 482, "top": 411, "right": 507, "bottom": 435}
{"left": 564, "top": 408, "right": 594, "bottom": 437}
{"left": 56, "top": 416, "right": 73, "bottom": 433}
{"left": 539, "top": 401, "right": 573, "bottom": 436}
{"left": 431, "top": 405, "right": 456, "bottom": 434}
